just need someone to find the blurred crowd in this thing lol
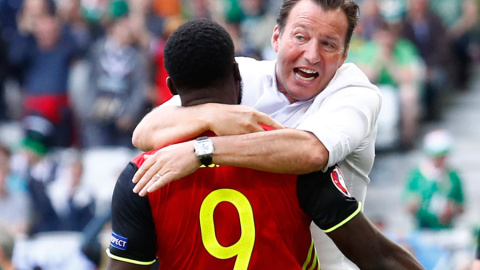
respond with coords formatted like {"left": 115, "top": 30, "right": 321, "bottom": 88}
{"left": 0, "top": 0, "right": 479, "bottom": 269}
{"left": 350, "top": 0, "right": 479, "bottom": 149}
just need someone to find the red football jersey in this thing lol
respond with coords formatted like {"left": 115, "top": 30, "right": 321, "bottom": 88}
{"left": 139, "top": 151, "right": 319, "bottom": 269}
{"left": 108, "top": 146, "right": 361, "bottom": 269}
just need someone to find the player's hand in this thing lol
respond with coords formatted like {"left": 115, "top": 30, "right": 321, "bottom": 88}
{"left": 132, "top": 141, "right": 200, "bottom": 196}
{"left": 205, "top": 104, "right": 283, "bottom": 135}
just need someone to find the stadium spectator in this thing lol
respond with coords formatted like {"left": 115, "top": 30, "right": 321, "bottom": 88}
{"left": 401, "top": 0, "right": 451, "bottom": 121}
{"left": 237, "top": 0, "right": 278, "bottom": 59}
{"left": 82, "top": 9, "right": 147, "bottom": 148}
{"left": 149, "top": 17, "right": 184, "bottom": 107}
{"left": 403, "top": 129, "right": 465, "bottom": 230}
{"left": 57, "top": 0, "right": 92, "bottom": 54}
{"left": 355, "top": 21, "right": 425, "bottom": 149}
{"left": 428, "top": 0, "right": 478, "bottom": 90}
{"left": 358, "top": 0, "right": 386, "bottom": 41}
{"left": 127, "top": 0, "right": 165, "bottom": 111}
{"left": 10, "top": 115, "right": 61, "bottom": 235}
{"left": 0, "top": 35, "right": 8, "bottom": 122}
{"left": 153, "top": 0, "right": 181, "bottom": 17}
{"left": 9, "top": 11, "right": 82, "bottom": 147}
{"left": 0, "top": 144, "right": 31, "bottom": 236}
{"left": 47, "top": 151, "right": 96, "bottom": 232}
{"left": 0, "top": 225, "right": 15, "bottom": 270}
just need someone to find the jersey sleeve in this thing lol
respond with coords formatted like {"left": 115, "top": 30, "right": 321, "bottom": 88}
{"left": 296, "top": 166, "right": 362, "bottom": 232}
{"left": 107, "top": 162, "right": 157, "bottom": 266}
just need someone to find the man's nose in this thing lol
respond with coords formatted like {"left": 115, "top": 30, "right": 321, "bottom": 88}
{"left": 303, "top": 40, "right": 321, "bottom": 65}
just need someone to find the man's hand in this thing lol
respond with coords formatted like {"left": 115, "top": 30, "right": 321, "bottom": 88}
{"left": 205, "top": 104, "right": 283, "bottom": 135}
{"left": 132, "top": 141, "right": 200, "bottom": 196}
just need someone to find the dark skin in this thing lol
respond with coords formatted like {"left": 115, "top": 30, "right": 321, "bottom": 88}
{"left": 329, "top": 213, "right": 424, "bottom": 269}
{"left": 106, "top": 63, "right": 424, "bottom": 270}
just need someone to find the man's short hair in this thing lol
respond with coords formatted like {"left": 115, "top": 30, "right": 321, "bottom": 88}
{"left": 276, "top": 0, "right": 359, "bottom": 49}
{"left": 164, "top": 18, "right": 235, "bottom": 90}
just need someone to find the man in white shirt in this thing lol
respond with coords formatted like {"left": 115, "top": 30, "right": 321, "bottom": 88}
{"left": 131, "top": 0, "right": 381, "bottom": 269}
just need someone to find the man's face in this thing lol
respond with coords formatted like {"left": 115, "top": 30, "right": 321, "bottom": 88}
{"left": 272, "top": 0, "right": 349, "bottom": 103}
{"left": 34, "top": 16, "right": 60, "bottom": 50}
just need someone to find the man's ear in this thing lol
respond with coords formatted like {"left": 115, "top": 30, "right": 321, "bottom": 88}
{"left": 233, "top": 62, "right": 241, "bottom": 82}
{"left": 166, "top": 77, "right": 177, "bottom": 95}
{"left": 271, "top": 25, "right": 280, "bottom": 53}
{"left": 340, "top": 45, "right": 349, "bottom": 66}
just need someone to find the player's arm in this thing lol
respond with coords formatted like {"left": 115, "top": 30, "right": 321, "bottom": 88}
{"left": 328, "top": 213, "right": 425, "bottom": 270}
{"left": 297, "top": 167, "right": 424, "bottom": 269}
{"left": 106, "top": 162, "right": 158, "bottom": 268}
{"left": 133, "top": 128, "right": 328, "bottom": 196}
{"left": 132, "top": 101, "right": 282, "bottom": 151}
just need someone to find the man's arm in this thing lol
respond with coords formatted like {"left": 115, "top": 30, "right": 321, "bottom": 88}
{"left": 132, "top": 103, "right": 283, "bottom": 151}
{"left": 328, "top": 213, "right": 425, "bottom": 270}
{"left": 133, "top": 128, "right": 328, "bottom": 196}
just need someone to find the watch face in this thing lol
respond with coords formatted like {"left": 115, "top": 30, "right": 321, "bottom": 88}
{"left": 195, "top": 140, "right": 214, "bottom": 156}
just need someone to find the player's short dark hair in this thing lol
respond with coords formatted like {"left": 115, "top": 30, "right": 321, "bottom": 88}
{"left": 164, "top": 18, "right": 235, "bottom": 90}
{"left": 276, "top": 0, "right": 359, "bottom": 50}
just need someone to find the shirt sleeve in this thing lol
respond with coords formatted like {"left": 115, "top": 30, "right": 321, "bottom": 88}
{"left": 107, "top": 162, "right": 157, "bottom": 266}
{"left": 296, "top": 166, "right": 361, "bottom": 232}
{"left": 297, "top": 86, "right": 381, "bottom": 169}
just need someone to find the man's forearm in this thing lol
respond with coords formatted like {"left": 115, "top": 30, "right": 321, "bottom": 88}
{"left": 132, "top": 105, "right": 210, "bottom": 151}
{"left": 132, "top": 103, "right": 283, "bottom": 151}
{"left": 211, "top": 128, "right": 329, "bottom": 174}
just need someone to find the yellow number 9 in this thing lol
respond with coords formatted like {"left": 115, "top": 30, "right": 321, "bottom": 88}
{"left": 199, "top": 189, "right": 255, "bottom": 270}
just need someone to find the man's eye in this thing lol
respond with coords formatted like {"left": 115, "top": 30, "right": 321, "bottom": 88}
{"left": 295, "top": 35, "right": 305, "bottom": 41}
{"left": 323, "top": 41, "right": 336, "bottom": 51}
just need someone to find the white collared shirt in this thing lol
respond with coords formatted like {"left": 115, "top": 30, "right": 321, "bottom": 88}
{"left": 236, "top": 56, "right": 382, "bottom": 204}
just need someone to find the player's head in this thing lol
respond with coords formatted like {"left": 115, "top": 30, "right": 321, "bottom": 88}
{"left": 164, "top": 18, "right": 242, "bottom": 106}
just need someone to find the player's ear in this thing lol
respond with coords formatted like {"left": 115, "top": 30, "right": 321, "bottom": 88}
{"left": 166, "top": 77, "right": 177, "bottom": 95}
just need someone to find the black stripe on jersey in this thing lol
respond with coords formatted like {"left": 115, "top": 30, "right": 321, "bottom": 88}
{"left": 109, "top": 162, "right": 157, "bottom": 262}
{"left": 297, "top": 166, "right": 359, "bottom": 231}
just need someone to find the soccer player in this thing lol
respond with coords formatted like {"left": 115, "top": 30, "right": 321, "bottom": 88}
{"left": 106, "top": 18, "right": 424, "bottom": 270}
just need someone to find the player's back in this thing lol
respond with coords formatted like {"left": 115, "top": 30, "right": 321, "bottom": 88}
{"left": 148, "top": 165, "right": 318, "bottom": 270}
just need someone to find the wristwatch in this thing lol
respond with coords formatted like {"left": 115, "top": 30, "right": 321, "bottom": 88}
{"left": 194, "top": 136, "right": 214, "bottom": 166}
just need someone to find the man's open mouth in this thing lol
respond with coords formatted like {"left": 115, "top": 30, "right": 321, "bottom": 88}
{"left": 294, "top": 68, "right": 319, "bottom": 81}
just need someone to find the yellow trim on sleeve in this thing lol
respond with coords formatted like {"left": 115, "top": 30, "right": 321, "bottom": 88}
{"left": 323, "top": 202, "right": 362, "bottom": 233}
{"left": 105, "top": 248, "right": 157, "bottom": 266}
{"left": 302, "top": 238, "right": 320, "bottom": 270}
